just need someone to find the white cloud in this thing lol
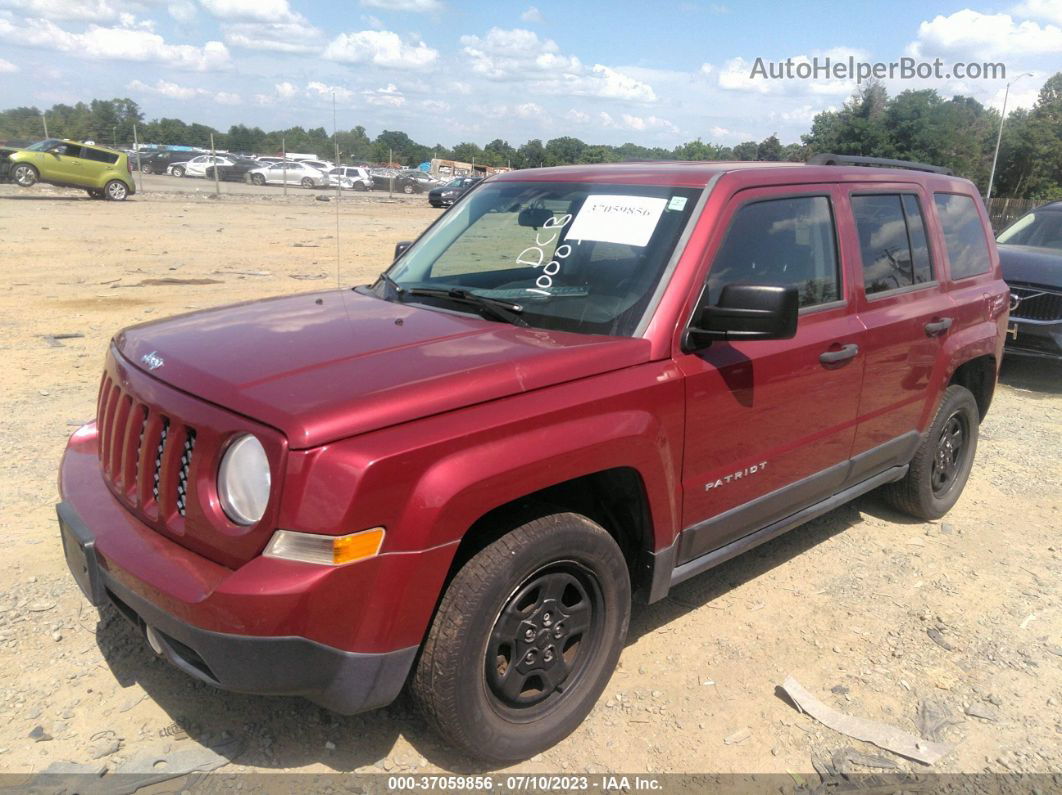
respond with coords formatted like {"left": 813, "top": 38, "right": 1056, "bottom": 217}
{"left": 521, "top": 5, "right": 543, "bottom": 22}
{"left": 363, "top": 83, "right": 405, "bottom": 107}
{"left": 213, "top": 90, "right": 240, "bottom": 104}
{"left": 908, "top": 9, "right": 1062, "bottom": 57}
{"left": 0, "top": 17, "right": 230, "bottom": 70}
{"left": 222, "top": 20, "right": 321, "bottom": 52}
{"left": 598, "top": 110, "right": 678, "bottom": 133}
{"left": 0, "top": 56, "right": 19, "bottom": 72}
{"left": 274, "top": 80, "right": 297, "bottom": 98}
{"left": 565, "top": 108, "right": 590, "bottom": 124}
{"left": 461, "top": 27, "right": 579, "bottom": 79}
{"left": 459, "top": 28, "right": 655, "bottom": 102}
{"left": 199, "top": 0, "right": 298, "bottom": 22}
{"left": 168, "top": 0, "right": 196, "bottom": 21}
{"left": 127, "top": 78, "right": 203, "bottom": 99}
{"left": 0, "top": 0, "right": 120, "bottom": 22}
{"left": 1013, "top": 0, "right": 1062, "bottom": 24}
{"left": 360, "top": 0, "right": 441, "bottom": 10}
{"left": 421, "top": 98, "right": 450, "bottom": 113}
{"left": 324, "top": 29, "right": 437, "bottom": 69}
{"left": 306, "top": 80, "right": 353, "bottom": 101}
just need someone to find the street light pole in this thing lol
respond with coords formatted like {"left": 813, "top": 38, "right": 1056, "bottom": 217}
{"left": 986, "top": 72, "right": 1033, "bottom": 201}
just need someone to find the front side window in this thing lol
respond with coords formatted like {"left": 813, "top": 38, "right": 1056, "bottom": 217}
{"left": 934, "top": 193, "right": 991, "bottom": 279}
{"left": 707, "top": 195, "right": 840, "bottom": 308}
{"left": 384, "top": 180, "right": 701, "bottom": 337}
{"left": 852, "top": 194, "right": 934, "bottom": 295}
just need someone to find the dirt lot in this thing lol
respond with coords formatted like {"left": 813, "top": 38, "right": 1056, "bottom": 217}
{"left": 0, "top": 182, "right": 1059, "bottom": 785}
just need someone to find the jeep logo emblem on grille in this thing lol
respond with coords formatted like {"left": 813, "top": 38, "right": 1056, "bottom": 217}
{"left": 140, "top": 351, "right": 164, "bottom": 371}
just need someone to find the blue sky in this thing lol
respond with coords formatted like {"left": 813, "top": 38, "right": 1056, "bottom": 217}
{"left": 0, "top": 0, "right": 1059, "bottom": 146}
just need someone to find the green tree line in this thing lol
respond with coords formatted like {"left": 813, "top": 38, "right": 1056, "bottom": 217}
{"left": 1, "top": 72, "right": 1059, "bottom": 199}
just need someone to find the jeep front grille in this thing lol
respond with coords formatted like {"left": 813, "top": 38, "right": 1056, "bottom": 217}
{"left": 1010, "top": 285, "right": 1062, "bottom": 323}
{"left": 97, "top": 376, "right": 197, "bottom": 518}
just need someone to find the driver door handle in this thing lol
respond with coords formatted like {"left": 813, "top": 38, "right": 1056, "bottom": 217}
{"left": 819, "top": 343, "right": 859, "bottom": 364}
{"left": 924, "top": 317, "right": 953, "bottom": 336}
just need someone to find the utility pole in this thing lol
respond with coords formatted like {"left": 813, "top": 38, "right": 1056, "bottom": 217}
{"left": 133, "top": 124, "right": 144, "bottom": 194}
{"left": 986, "top": 72, "right": 1033, "bottom": 201}
{"left": 210, "top": 132, "right": 220, "bottom": 196}
{"left": 389, "top": 146, "right": 393, "bottom": 198}
{"left": 282, "top": 136, "right": 287, "bottom": 197}
{"left": 42, "top": 112, "right": 48, "bottom": 138}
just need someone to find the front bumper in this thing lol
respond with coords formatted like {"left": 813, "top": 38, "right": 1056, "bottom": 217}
{"left": 59, "top": 502, "right": 414, "bottom": 713}
{"left": 55, "top": 423, "right": 453, "bottom": 714}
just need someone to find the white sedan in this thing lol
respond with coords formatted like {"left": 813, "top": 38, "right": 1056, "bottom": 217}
{"left": 248, "top": 161, "right": 330, "bottom": 188}
{"left": 169, "top": 155, "right": 235, "bottom": 178}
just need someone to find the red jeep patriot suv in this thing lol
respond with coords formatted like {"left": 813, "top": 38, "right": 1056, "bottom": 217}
{"left": 58, "top": 155, "right": 1008, "bottom": 762}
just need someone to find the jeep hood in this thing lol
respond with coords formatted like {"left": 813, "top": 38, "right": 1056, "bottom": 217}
{"left": 998, "top": 244, "right": 1062, "bottom": 287}
{"left": 115, "top": 289, "right": 651, "bottom": 448}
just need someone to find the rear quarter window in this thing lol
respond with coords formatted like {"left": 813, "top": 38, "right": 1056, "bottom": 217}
{"left": 81, "top": 147, "right": 119, "bottom": 164}
{"left": 933, "top": 193, "right": 991, "bottom": 280}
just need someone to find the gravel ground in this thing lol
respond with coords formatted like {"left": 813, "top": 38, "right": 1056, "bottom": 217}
{"left": 0, "top": 183, "right": 1059, "bottom": 787}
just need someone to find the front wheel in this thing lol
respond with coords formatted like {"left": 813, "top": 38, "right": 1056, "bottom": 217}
{"left": 12, "top": 164, "right": 38, "bottom": 187}
{"left": 301, "top": 177, "right": 315, "bottom": 188}
{"left": 411, "top": 512, "right": 630, "bottom": 763}
{"left": 86, "top": 188, "right": 104, "bottom": 199}
{"left": 883, "top": 384, "right": 979, "bottom": 520}
{"left": 402, "top": 183, "right": 415, "bottom": 194}
{"left": 104, "top": 180, "right": 128, "bottom": 201}
{"left": 171, "top": 166, "right": 185, "bottom": 177}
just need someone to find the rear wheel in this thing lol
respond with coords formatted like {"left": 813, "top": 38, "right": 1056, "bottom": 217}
{"left": 883, "top": 384, "right": 979, "bottom": 520}
{"left": 402, "top": 183, "right": 415, "bottom": 194}
{"left": 411, "top": 512, "right": 630, "bottom": 762}
{"left": 86, "top": 188, "right": 104, "bottom": 199}
{"left": 104, "top": 180, "right": 128, "bottom": 201}
{"left": 13, "top": 164, "right": 38, "bottom": 187}
{"left": 251, "top": 173, "right": 266, "bottom": 186}
{"left": 354, "top": 182, "right": 367, "bottom": 192}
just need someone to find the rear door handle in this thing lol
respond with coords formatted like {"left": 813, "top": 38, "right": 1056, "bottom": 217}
{"left": 924, "top": 317, "right": 953, "bottom": 336}
{"left": 819, "top": 343, "right": 859, "bottom": 364}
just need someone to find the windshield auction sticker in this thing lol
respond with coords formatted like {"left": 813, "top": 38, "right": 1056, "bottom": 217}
{"left": 567, "top": 195, "right": 667, "bottom": 247}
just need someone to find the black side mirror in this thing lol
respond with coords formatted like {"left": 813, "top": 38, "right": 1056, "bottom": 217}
{"left": 683, "top": 283, "right": 799, "bottom": 352}
{"left": 394, "top": 241, "right": 413, "bottom": 260}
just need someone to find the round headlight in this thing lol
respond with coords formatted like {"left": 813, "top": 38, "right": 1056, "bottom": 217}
{"left": 218, "top": 434, "right": 271, "bottom": 525}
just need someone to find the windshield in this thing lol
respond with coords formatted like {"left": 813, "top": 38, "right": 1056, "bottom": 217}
{"left": 25, "top": 138, "right": 61, "bottom": 151}
{"left": 997, "top": 210, "right": 1062, "bottom": 251}
{"left": 383, "top": 180, "right": 700, "bottom": 337}
{"left": 445, "top": 178, "right": 467, "bottom": 187}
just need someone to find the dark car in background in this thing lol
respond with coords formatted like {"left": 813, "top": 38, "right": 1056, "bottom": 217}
{"left": 370, "top": 168, "right": 436, "bottom": 194}
{"left": 427, "top": 175, "right": 482, "bottom": 207}
{"left": 139, "top": 151, "right": 201, "bottom": 175}
{"left": 996, "top": 200, "right": 1062, "bottom": 360}
{"left": 205, "top": 157, "right": 263, "bottom": 182}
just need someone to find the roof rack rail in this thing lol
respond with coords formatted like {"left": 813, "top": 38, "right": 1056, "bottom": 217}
{"left": 808, "top": 153, "right": 953, "bottom": 176}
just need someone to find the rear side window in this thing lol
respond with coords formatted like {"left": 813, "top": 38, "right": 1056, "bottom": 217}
{"left": 708, "top": 195, "right": 840, "bottom": 308}
{"left": 852, "top": 194, "right": 934, "bottom": 294}
{"left": 933, "top": 193, "right": 991, "bottom": 279}
{"left": 81, "top": 147, "right": 119, "bottom": 164}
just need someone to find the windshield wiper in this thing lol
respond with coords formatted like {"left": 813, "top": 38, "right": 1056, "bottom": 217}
{"left": 375, "top": 271, "right": 405, "bottom": 300}
{"left": 407, "top": 287, "right": 528, "bottom": 327}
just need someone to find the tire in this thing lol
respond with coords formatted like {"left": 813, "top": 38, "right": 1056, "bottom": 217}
{"left": 12, "top": 164, "right": 38, "bottom": 187}
{"left": 86, "top": 189, "right": 104, "bottom": 199}
{"left": 251, "top": 174, "right": 266, "bottom": 186}
{"left": 141, "top": 165, "right": 154, "bottom": 175}
{"left": 411, "top": 512, "right": 631, "bottom": 763}
{"left": 402, "top": 183, "right": 414, "bottom": 194}
{"left": 301, "top": 177, "right": 314, "bottom": 188}
{"left": 104, "top": 180, "right": 128, "bottom": 201}
{"left": 354, "top": 183, "right": 367, "bottom": 192}
{"left": 171, "top": 166, "right": 185, "bottom": 177}
{"left": 883, "top": 384, "right": 979, "bottom": 520}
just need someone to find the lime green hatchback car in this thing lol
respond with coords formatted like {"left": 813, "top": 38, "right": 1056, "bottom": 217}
{"left": 8, "top": 139, "right": 136, "bottom": 200}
